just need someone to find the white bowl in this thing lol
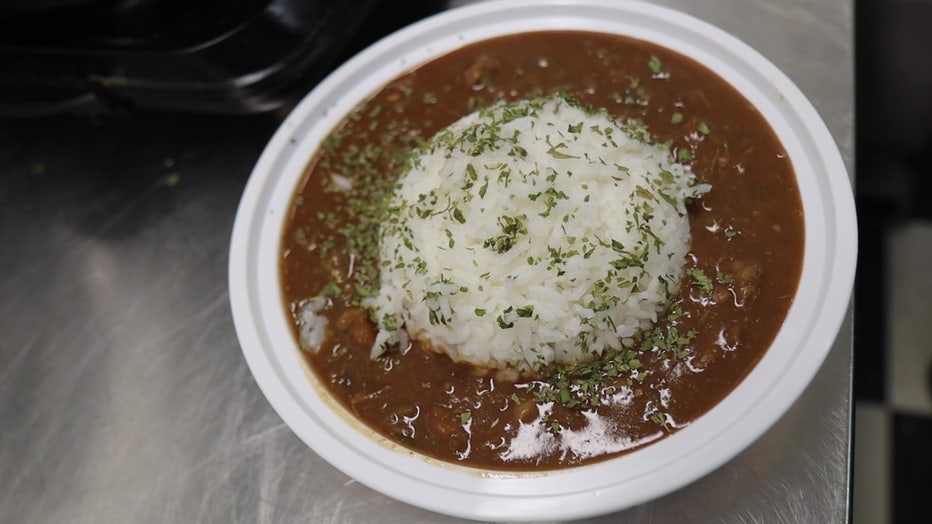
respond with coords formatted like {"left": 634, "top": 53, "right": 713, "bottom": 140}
{"left": 228, "top": 0, "right": 857, "bottom": 520}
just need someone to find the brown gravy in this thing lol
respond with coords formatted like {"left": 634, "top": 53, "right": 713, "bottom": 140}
{"left": 280, "top": 31, "right": 804, "bottom": 470}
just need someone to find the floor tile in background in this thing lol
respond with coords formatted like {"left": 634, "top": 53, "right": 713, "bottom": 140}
{"left": 854, "top": 402, "right": 891, "bottom": 524}
{"left": 887, "top": 222, "right": 932, "bottom": 415}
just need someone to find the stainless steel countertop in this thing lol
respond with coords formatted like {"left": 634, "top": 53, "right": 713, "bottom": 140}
{"left": 0, "top": 0, "right": 853, "bottom": 522}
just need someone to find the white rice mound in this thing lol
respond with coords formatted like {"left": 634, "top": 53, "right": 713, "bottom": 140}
{"left": 366, "top": 95, "right": 709, "bottom": 372}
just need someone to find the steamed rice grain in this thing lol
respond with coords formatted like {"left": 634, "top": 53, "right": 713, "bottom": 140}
{"left": 365, "top": 95, "right": 708, "bottom": 372}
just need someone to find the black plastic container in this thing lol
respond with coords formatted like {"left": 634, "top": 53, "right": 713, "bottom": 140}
{"left": 0, "top": 0, "right": 377, "bottom": 116}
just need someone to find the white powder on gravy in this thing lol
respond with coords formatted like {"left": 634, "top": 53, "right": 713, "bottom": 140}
{"left": 366, "top": 95, "right": 708, "bottom": 372}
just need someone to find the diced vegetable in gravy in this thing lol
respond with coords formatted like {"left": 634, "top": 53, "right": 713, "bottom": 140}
{"left": 280, "top": 31, "right": 804, "bottom": 470}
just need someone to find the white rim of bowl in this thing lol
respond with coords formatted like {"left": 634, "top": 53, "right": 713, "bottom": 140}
{"left": 229, "top": 0, "right": 857, "bottom": 521}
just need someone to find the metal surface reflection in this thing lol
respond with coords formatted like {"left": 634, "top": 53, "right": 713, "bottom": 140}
{"left": 0, "top": 0, "right": 853, "bottom": 522}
